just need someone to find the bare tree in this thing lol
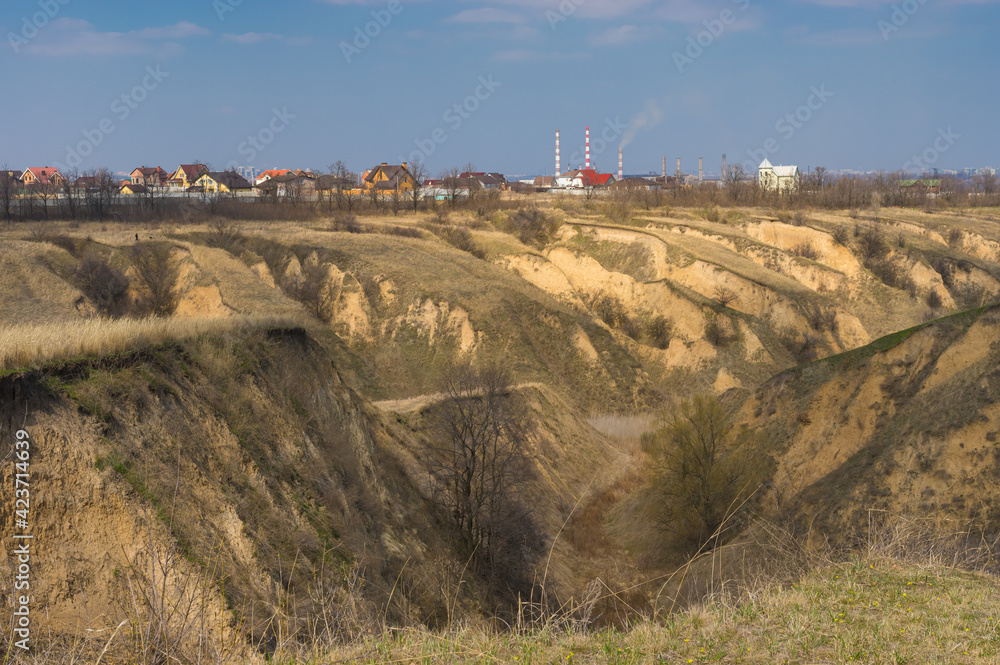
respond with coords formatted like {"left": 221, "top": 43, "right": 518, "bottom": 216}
{"left": 408, "top": 159, "right": 427, "bottom": 213}
{"left": 130, "top": 243, "right": 181, "bottom": 316}
{"left": 713, "top": 286, "right": 738, "bottom": 308}
{"left": 389, "top": 172, "right": 403, "bottom": 216}
{"left": 724, "top": 163, "right": 748, "bottom": 205}
{"left": 974, "top": 171, "right": 998, "bottom": 199}
{"left": 431, "top": 363, "right": 540, "bottom": 594}
{"left": 0, "top": 165, "right": 17, "bottom": 226}
{"left": 441, "top": 167, "right": 462, "bottom": 207}
{"left": 36, "top": 179, "right": 57, "bottom": 221}
{"left": 462, "top": 162, "right": 480, "bottom": 204}
{"left": 60, "top": 169, "right": 80, "bottom": 221}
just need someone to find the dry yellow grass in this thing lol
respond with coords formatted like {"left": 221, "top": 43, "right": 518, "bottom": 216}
{"left": 0, "top": 314, "right": 298, "bottom": 370}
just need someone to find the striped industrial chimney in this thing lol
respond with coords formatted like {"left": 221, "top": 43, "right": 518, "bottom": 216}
{"left": 619, "top": 148, "right": 624, "bottom": 180}
{"left": 699, "top": 157, "right": 704, "bottom": 182}
{"left": 676, "top": 158, "right": 681, "bottom": 180}
{"left": 585, "top": 126, "right": 591, "bottom": 170}
{"left": 555, "top": 129, "right": 561, "bottom": 176}
{"left": 662, "top": 156, "right": 666, "bottom": 178}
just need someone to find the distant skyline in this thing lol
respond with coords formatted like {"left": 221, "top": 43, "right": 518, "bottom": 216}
{"left": 2, "top": 0, "right": 997, "bottom": 178}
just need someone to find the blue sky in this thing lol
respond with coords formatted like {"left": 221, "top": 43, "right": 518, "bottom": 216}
{"left": 1, "top": 0, "right": 997, "bottom": 178}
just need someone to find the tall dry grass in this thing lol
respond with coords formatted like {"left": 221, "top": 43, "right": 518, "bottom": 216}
{"left": 0, "top": 315, "right": 299, "bottom": 370}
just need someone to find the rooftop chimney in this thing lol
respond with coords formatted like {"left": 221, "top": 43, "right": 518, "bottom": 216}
{"left": 585, "top": 127, "right": 591, "bottom": 170}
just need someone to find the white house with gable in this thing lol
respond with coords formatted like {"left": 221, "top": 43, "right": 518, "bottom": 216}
{"left": 758, "top": 159, "right": 799, "bottom": 193}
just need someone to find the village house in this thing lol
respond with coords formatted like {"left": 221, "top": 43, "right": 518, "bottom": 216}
{"left": 256, "top": 172, "right": 319, "bottom": 198}
{"left": 191, "top": 171, "right": 254, "bottom": 194}
{"left": 363, "top": 163, "right": 417, "bottom": 193}
{"left": 255, "top": 169, "right": 296, "bottom": 186}
{"left": 900, "top": 179, "right": 941, "bottom": 195}
{"left": 130, "top": 166, "right": 169, "bottom": 187}
{"left": 758, "top": 159, "right": 799, "bottom": 193}
{"left": 555, "top": 168, "right": 615, "bottom": 189}
{"left": 167, "top": 164, "right": 209, "bottom": 190}
{"left": 21, "top": 167, "right": 65, "bottom": 187}
{"left": 120, "top": 183, "right": 149, "bottom": 195}
{"left": 460, "top": 171, "right": 509, "bottom": 190}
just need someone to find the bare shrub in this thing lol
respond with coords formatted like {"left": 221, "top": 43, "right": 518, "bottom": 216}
{"left": 76, "top": 252, "right": 130, "bottom": 318}
{"left": 331, "top": 212, "right": 364, "bottom": 233}
{"left": 793, "top": 211, "right": 809, "bottom": 226}
{"left": 504, "top": 207, "right": 562, "bottom": 248}
{"left": 382, "top": 225, "right": 423, "bottom": 238}
{"left": 704, "top": 317, "right": 733, "bottom": 347}
{"left": 432, "top": 207, "right": 450, "bottom": 224}
{"left": 705, "top": 207, "right": 720, "bottom": 223}
{"left": 646, "top": 315, "right": 674, "bottom": 350}
{"left": 953, "top": 282, "right": 989, "bottom": 310}
{"left": 831, "top": 225, "right": 851, "bottom": 247}
{"left": 849, "top": 208, "right": 861, "bottom": 220}
{"left": 420, "top": 222, "right": 486, "bottom": 259}
{"left": 713, "top": 286, "right": 738, "bottom": 309}
{"left": 207, "top": 218, "right": 244, "bottom": 253}
{"left": 946, "top": 227, "right": 964, "bottom": 247}
{"left": 926, "top": 289, "right": 943, "bottom": 310}
{"left": 589, "top": 293, "right": 631, "bottom": 331}
{"left": 806, "top": 305, "right": 838, "bottom": 333}
{"left": 776, "top": 210, "right": 792, "bottom": 225}
{"left": 856, "top": 223, "right": 889, "bottom": 262}
{"left": 792, "top": 242, "right": 818, "bottom": 260}
{"left": 932, "top": 257, "right": 955, "bottom": 287}
{"left": 785, "top": 333, "right": 820, "bottom": 363}
{"left": 290, "top": 264, "right": 340, "bottom": 323}
{"left": 130, "top": 244, "right": 181, "bottom": 317}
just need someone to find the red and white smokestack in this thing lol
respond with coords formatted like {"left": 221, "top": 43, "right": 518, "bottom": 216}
{"left": 555, "top": 129, "right": 561, "bottom": 176}
{"left": 618, "top": 148, "right": 623, "bottom": 180}
{"left": 585, "top": 126, "right": 591, "bottom": 170}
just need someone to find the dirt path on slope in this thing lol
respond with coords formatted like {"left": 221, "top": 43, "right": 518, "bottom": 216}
{"left": 373, "top": 382, "right": 546, "bottom": 413}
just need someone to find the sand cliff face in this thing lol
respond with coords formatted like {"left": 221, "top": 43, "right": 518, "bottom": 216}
{"left": 739, "top": 305, "right": 1000, "bottom": 541}
{"left": 0, "top": 330, "right": 453, "bottom": 644}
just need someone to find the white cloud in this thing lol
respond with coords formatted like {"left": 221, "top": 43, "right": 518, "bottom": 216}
{"left": 589, "top": 24, "right": 655, "bottom": 46}
{"left": 446, "top": 8, "right": 526, "bottom": 23}
{"left": 222, "top": 32, "right": 284, "bottom": 44}
{"left": 491, "top": 48, "right": 588, "bottom": 62}
{"left": 21, "top": 18, "right": 208, "bottom": 57}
